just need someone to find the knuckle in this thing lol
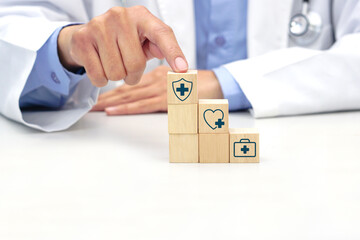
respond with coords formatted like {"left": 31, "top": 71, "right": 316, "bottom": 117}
{"left": 154, "top": 71, "right": 162, "bottom": 80}
{"left": 136, "top": 100, "right": 146, "bottom": 109}
{"left": 85, "top": 66, "right": 96, "bottom": 77}
{"left": 121, "top": 93, "right": 130, "bottom": 101}
{"left": 89, "top": 17, "right": 100, "bottom": 28}
{"left": 131, "top": 5, "right": 149, "bottom": 14}
{"left": 125, "top": 73, "right": 142, "bottom": 85}
{"left": 71, "top": 29, "right": 88, "bottom": 48}
{"left": 154, "top": 67, "right": 164, "bottom": 77}
{"left": 125, "top": 78, "right": 140, "bottom": 86}
{"left": 166, "top": 45, "right": 180, "bottom": 55}
{"left": 122, "top": 93, "right": 131, "bottom": 102}
{"left": 107, "top": 7, "right": 126, "bottom": 17}
{"left": 116, "top": 87, "right": 124, "bottom": 93}
{"left": 154, "top": 24, "right": 173, "bottom": 35}
{"left": 87, "top": 70, "right": 106, "bottom": 87}
{"left": 96, "top": 80, "right": 108, "bottom": 88}
{"left": 91, "top": 79, "right": 107, "bottom": 88}
{"left": 89, "top": 17, "right": 105, "bottom": 32}
{"left": 108, "top": 70, "right": 125, "bottom": 81}
{"left": 107, "top": 6, "right": 118, "bottom": 15}
{"left": 126, "top": 57, "right": 146, "bottom": 73}
{"left": 122, "top": 105, "right": 130, "bottom": 114}
{"left": 106, "top": 7, "right": 129, "bottom": 28}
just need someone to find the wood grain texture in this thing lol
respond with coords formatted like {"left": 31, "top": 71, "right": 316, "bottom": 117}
{"left": 167, "top": 70, "right": 198, "bottom": 105}
{"left": 168, "top": 104, "right": 198, "bottom": 134}
{"left": 229, "top": 128, "right": 259, "bottom": 163}
{"left": 169, "top": 134, "right": 199, "bottom": 163}
{"left": 199, "top": 133, "right": 229, "bottom": 163}
{"left": 198, "top": 99, "right": 229, "bottom": 134}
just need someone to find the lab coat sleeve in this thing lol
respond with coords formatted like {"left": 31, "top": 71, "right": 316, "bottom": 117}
{"left": 213, "top": 66, "right": 252, "bottom": 111}
{"left": 224, "top": 1, "right": 360, "bottom": 118}
{"left": 0, "top": 2, "right": 98, "bottom": 132}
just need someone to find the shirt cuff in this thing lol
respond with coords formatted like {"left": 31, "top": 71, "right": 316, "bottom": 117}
{"left": 46, "top": 25, "right": 86, "bottom": 91}
{"left": 20, "top": 25, "right": 86, "bottom": 109}
{"left": 22, "top": 25, "right": 85, "bottom": 97}
{"left": 213, "top": 66, "right": 252, "bottom": 111}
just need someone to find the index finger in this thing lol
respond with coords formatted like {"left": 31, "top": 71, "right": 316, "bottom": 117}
{"left": 138, "top": 13, "right": 188, "bottom": 73}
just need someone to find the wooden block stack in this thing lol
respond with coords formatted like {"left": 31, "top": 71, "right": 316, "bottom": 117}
{"left": 198, "top": 99, "right": 229, "bottom": 163}
{"left": 168, "top": 70, "right": 198, "bottom": 163}
{"left": 168, "top": 71, "right": 259, "bottom": 163}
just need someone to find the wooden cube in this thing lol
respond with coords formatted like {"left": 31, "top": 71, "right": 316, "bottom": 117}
{"left": 198, "top": 99, "right": 229, "bottom": 134}
{"left": 229, "top": 128, "right": 259, "bottom": 163}
{"left": 167, "top": 70, "right": 198, "bottom": 104}
{"left": 199, "top": 134, "right": 229, "bottom": 163}
{"left": 168, "top": 104, "right": 198, "bottom": 134}
{"left": 169, "top": 134, "right": 198, "bottom": 163}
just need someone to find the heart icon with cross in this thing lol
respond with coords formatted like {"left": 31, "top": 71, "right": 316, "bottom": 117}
{"left": 203, "top": 109, "right": 225, "bottom": 130}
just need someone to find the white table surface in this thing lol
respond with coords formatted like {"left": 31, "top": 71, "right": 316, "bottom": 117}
{"left": 1, "top": 111, "right": 360, "bottom": 240}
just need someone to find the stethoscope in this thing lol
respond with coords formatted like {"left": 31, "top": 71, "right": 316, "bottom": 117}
{"left": 289, "top": 0, "right": 322, "bottom": 46}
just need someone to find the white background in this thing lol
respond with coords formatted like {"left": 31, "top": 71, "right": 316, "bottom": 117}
{"left": 1, "top": 111, "right": 360, "bottom": 240}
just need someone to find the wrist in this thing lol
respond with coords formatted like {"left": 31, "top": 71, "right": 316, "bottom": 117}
{"left": 57, "top": 25, "right": 83, "bottom": 72}
{"left": 198, "top": 70, "right": 224, "bottom": 99}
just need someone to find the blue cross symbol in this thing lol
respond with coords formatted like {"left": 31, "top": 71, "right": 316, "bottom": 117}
{"left": 241, "top": 145, "right": 250, "bottom": 154}
{"left": 215, "top": 118, "right": 225, "bottom": 128}
{"left": 176, "top": 83, "right": 189, "bottom": 96}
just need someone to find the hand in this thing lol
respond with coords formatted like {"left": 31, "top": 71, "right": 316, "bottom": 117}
{"left": 92, "top": 65, "right": 224, "bottom": 115}
{"left": 57, "top": 6, "right": 188, "bottom": 87}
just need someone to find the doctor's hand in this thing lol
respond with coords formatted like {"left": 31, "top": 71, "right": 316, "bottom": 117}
{"left": 91, "top": 66, "right": 224, "bottom": 115}
{"left": 57, "top": 6, "right": 188, "bottom": 87}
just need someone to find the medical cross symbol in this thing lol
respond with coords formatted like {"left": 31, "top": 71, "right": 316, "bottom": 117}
{"left": 176, "top": 83, "right": 189, "bottom": 96}
{"left": 215, "top": 118, "right": 225, "bottom": 128}
{"left": 241, "top": 145, "right": 250, "bottom": 154}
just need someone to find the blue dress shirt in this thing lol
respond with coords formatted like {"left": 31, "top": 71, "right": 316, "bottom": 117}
{"left": 194, "top": 0, "right": 251, "bottom": 110}
{"left": 20, "top": 2, "right": 252, "bottom": 111}
{"left": 19, "top": 26, "right": 84, "bottom": 109}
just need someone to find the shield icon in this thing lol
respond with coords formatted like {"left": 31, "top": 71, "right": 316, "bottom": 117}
{"left": 172, "top": 78, "right": 193, "bottom": 101}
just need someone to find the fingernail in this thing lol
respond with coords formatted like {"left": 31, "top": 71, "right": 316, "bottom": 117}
{"left": 105, "top": 106, "right": 117, "bottom": 113}
{"left": 105, "top": 106, "right": 122, "bottom": 115}
{"left": 175, "top": 57, "right": 188, "bottom": 72}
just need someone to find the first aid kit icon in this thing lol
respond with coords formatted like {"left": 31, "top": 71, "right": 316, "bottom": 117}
{"left": 234, "top": 139, "right": 256, "bottom": 158}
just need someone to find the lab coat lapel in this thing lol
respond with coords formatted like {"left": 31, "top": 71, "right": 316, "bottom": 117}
{"left": 247, "top": 0, "right": 293, "bottom": 57}
{"left": 156, "top": 0, "right": 197, "bottom": 68}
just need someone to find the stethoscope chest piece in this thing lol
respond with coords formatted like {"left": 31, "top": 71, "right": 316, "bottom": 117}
{"left": 289, "top": 1, "right": 322, "bottom": 46}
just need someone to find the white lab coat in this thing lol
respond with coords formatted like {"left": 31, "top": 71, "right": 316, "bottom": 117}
{"left": 0, "top": 0, "right": 359, "bottom": 132}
